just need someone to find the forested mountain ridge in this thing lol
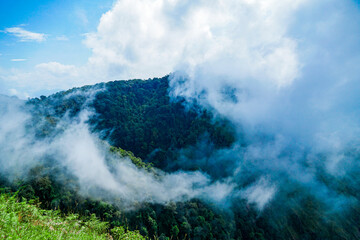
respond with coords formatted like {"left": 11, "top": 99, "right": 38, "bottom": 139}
{"left": 0, "top": 76, "right": 239, "bottom": 240}
{"left": 27, "top": 76, "right": 236, "bottom": 168}
{"left": 0, "top": 76, "right": 359, "bottom": 240}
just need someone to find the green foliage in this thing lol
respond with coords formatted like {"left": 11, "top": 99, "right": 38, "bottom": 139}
{"left": 21, "top": 76, "right": 360, "bottom": 240}
{"left": 0, "top": 193, "right": 110, "bottom": 239}
{"left": 170, "top": 225, "right": 179, "bottom": 237}
{"left": 92, "top": 77, "right": 235, "bottom": 164}
{"left": 127, "top": 200, "right": 234, "bottom": 240}
{"left": 109, "top": 146, "right": 153, "bottom": 170}
{"left": 28, "top": 76, "right": 236, "bottom": 168}
{"left": 111, "top": 226, "right": 144, "bottom": 240}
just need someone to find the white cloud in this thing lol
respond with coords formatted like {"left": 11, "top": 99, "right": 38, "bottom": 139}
{"left": 55, "top": 35, "right": 69, "bottom": 41}
{"left": 240, "top": 177, "right": 277, "bottom": 210}
{"left": 0, "top": 98, "right": 233, "bottom": 206}
{"left": 4, "top": 27, "right": 46, "bottom": 42}
{"left": 1, "top": 0, "right": 359, "bottom": 103}
{"left": 8, "top": 89, "right": 29, "bottom": 99}
{"left": 0, "top": 60, "right": 107, "bottom": 98}
{"left": 2, "top": 62, "right": 81, "bottom": 97}
{"left": 167, "top": 0, "right": 360, "bottom": 207}
{"left": 0, "top": 0, "right": 307, "bottom": 96}
{"left": 11, "top": 59, "right": 27, "bottom": 62}
{"left": 76, "top": 9, "right": 89, "bottom": 26}
{"left": 84, "top": 0, "right": 305, "bottom": 84}
{"left": 35, "top": 62, "right": 77, "bottom": 75}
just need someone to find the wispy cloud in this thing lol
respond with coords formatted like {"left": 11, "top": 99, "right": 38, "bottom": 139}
{"left": 4, "top": 27, "right": 46, "bottom": 42}
{"left": 56, "top": 35, "right": 69, "bottom": 41}
{"left": 11, "top": 59, "right": 27, "bottom": 62}
{"left": 76, "top": 9, "right": 89, "bottom": 26}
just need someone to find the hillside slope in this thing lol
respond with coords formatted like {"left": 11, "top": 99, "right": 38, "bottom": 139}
{"left": 3, "top": 77, "right": 359, "bottom": 240}
{"left": 28, "top": 76, "right": 235, "bottom": 169}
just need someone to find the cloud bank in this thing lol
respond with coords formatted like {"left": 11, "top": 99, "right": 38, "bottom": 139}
{"left": 3, "top": 0, "right": 355, "bottom": 99}
{"left": 0, "top": 0, "right": 303, "bottom": 97}
{"left": 167, "top": 0, "right": 360, "bottom": 209}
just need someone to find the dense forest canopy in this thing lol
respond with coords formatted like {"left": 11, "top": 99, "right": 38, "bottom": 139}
{"left": 0, "top": 76, "right": 359, "bottom": 240}
{"left": 28, "top": 76, "right": 236, "bottom": 170}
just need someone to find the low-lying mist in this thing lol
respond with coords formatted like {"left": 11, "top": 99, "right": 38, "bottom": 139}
{"left": 0, "top": 93, "right": 234, "bottom": 209}
{"left": 167, "top": 0, "right": 360, "bottom": 214}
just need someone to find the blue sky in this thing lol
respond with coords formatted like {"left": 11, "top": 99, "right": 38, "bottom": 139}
{"left": 0, "top": 0, "right": 359, "bottom": 99}
{"left": 0, "top": 0, "right": 113, "bottom": 69}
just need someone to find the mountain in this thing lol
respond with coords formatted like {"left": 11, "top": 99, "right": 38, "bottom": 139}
{"left": 0, "top": 76, "right": 359, "bottom": 240}
{"left": 0, "top": 76, "right": 238, "bottom": 240}
{"left": 27, "top": 76, "right": 235, "bottom": 169}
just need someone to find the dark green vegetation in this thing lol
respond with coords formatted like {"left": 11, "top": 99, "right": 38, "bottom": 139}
{"left": 1, "top": 76, "right": 360, "bottom": 239}
{"left": 28, "top": 76, "right": 235, "bottom": 168}
{"left": 4, "top": 76, "right": 239, "bottom": 239}
{"left": 1, "top": 167, "right": 235, "bottom": 240}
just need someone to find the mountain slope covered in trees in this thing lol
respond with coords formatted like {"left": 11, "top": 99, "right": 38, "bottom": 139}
{"left": 28, "top": 76, "right": 235, "bottom": 168}
{"left": 0, "top": 76, "right": 359, "bottom": 239}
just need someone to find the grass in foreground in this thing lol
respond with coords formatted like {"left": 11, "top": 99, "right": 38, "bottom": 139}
{"left": 0, "top": 193, "right": 144, "bottom": 239}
